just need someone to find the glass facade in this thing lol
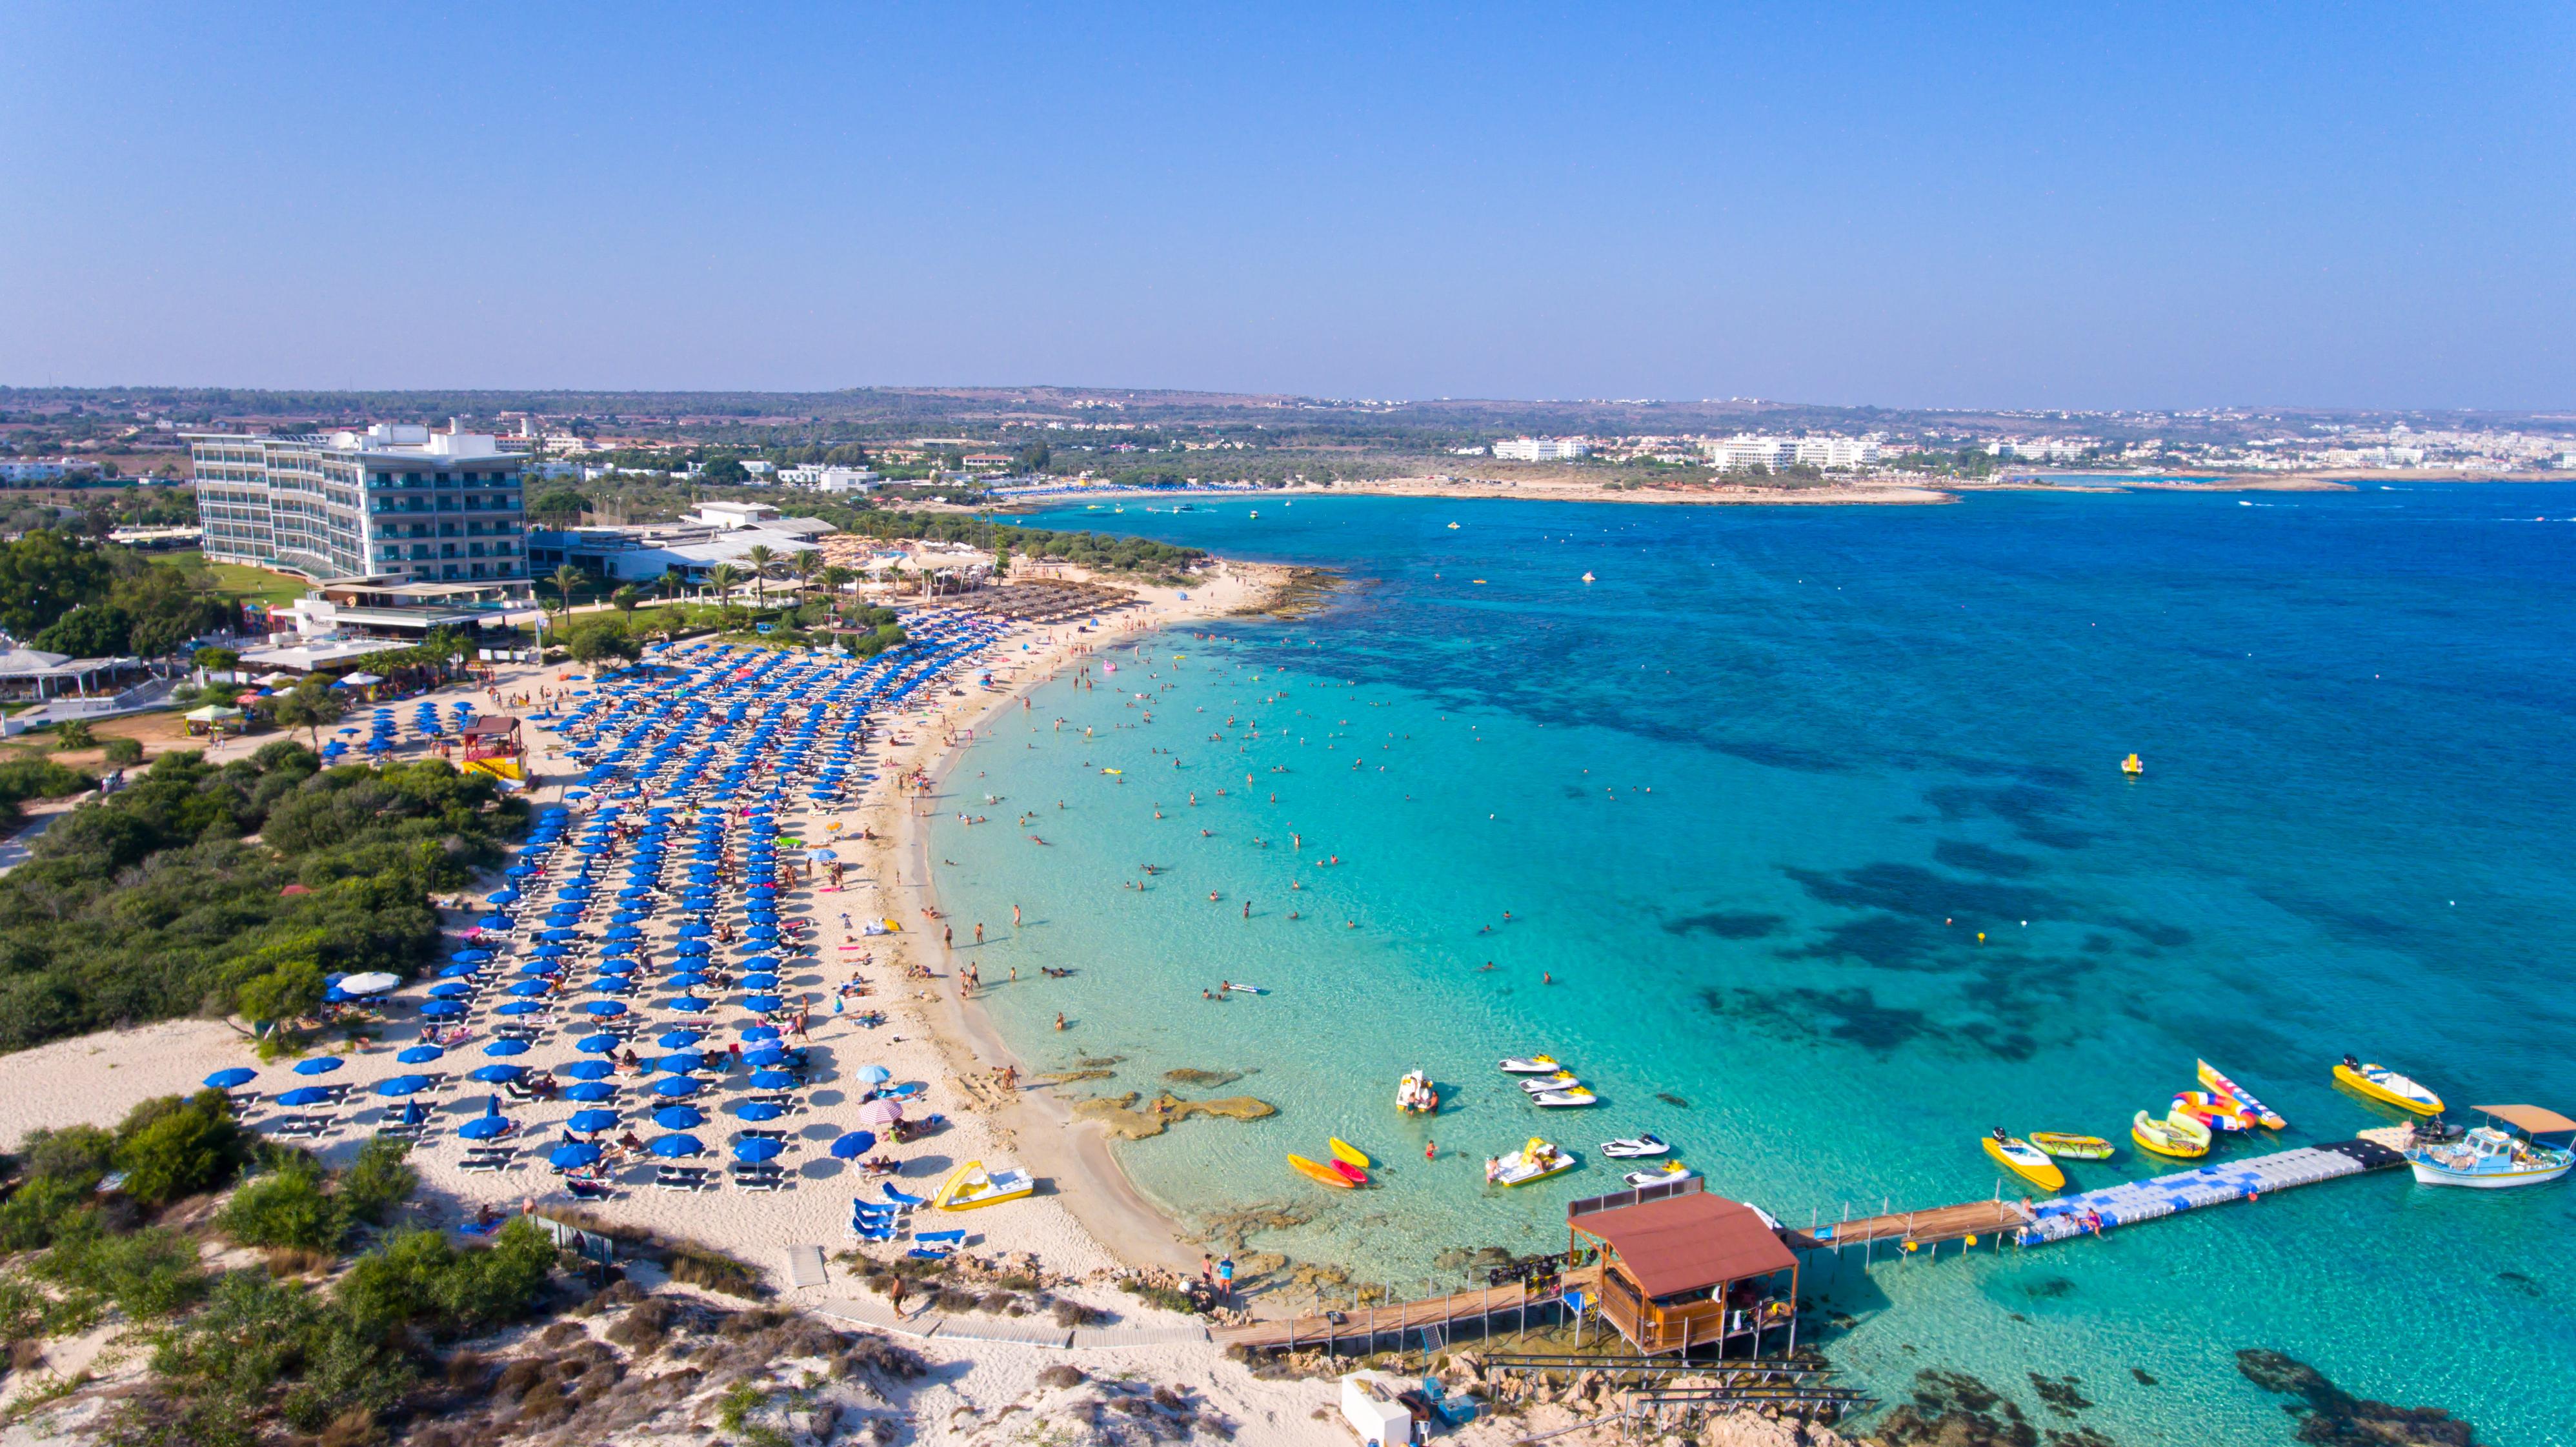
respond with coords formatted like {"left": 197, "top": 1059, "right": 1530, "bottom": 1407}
{"left": 189, "top": 434, "right": 527, "bottom": 585}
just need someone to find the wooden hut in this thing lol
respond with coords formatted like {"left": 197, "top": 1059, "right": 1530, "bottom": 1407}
{"left": 1567, "top": 1180, "right": 1800, "bottom": 1356}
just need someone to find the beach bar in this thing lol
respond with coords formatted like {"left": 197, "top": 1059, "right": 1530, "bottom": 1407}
{"left": 1567, "top": 1179, "right": 1800, "bottom": 1357}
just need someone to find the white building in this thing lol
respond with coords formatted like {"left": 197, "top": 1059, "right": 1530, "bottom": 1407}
{"left": 189, "top": 421, "right": 530, "bottom": 586}
{"left": 779, "top": 464, "right": 881, "bottom": 493}
{"left": 1702, "top": 434, "right": 1882, "bottom": 471}
{"left": 1493, "top": 438, "right": 1592, "bottom": 461}
{"left": 0, "top": 460, "right": 81, "bottom": 483}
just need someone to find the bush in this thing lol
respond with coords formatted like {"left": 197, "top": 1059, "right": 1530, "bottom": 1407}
{"left": 114, "top": 1091, "right": 248, "bottom": 1208}
{"left": 337, "top": 1138, "right": 415, "bottom": 1224}
{"left": 0, "top": 1175, "right": 94, "bottom": 1253}
{"left": 39, "top": 1220, "right": 206, "bottom": 1321}
{"left": 103, "top": 737, "right": 145, "bottom": 766}
{"left": 337, "top": 1222, "right": 556, "bottom": 1339}
{"left": 219, "top": 1159, "right": 343, "bottom": 1251}
{"left": 52, "top": 721, "right": 96, "bottom": 753}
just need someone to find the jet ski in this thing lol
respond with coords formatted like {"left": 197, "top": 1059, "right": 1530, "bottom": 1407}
{"left": 1600, "top": 1133, "right": 1668, "bottom": 1159}
{"left": 1532, "top": 1088, "right": 1600, "bottom": 1108}
{"left": 1498, "top": 1055, "right": 1562, "bottom": 1074}
{"left": 1520, "top": 1072, "right": 1582, "bottom": 1094}
{"left": 1622, "top": 1160, "right": 1695, "bottom": 1188}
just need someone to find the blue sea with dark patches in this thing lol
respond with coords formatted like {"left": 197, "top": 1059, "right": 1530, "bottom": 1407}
{"left": 931, "top": 485, "right": 2576, "bottom": 1444}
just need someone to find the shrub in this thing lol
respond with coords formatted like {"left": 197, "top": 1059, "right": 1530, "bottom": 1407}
{"left": 337, "top": 1222, "right": 555, "bottom": 1339}
{"left": 114, "top": 1091, "right": 248, "bottom": 1207}
{"left": 1052, "top": 1298, "right": 1107, "bottom": 1328}
{"left": 39, "top": 1220, "right": 206, "bottom": 1321}
{"left": 103, "top": 737, "right": 145, "bottom": 766}
{"left": 53, "top": 721, "right": 96, "bottom": 753}
{"left": 336, "top": 1138, "right": 415, "bottom": 1224}
{"left": 219, "top": 1159, "right": 343, "bottom": 1251}
{"left": 0, "top": 1175, "right": 95, "bottom": 1252}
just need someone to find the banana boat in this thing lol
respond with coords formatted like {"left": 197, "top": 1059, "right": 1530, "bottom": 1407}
{"left": 2028, "top": 1132, "right": 2114, "bottom": 1160}
{"left": 2131, "top": 1109, "right": 2212, "bottom": 1159}
{"left": 2196, "top": 1060, "right": 2288, "bottom": 1130}
{"left": 2334, "top": 1057, "right": 2442, "bottom": 1116}
{"left": 1983, "top": 1131, "right": 2067, "bottom": 1191}
{"left": 2171, "top": 1090, "right": 2259, "bottom": 1131}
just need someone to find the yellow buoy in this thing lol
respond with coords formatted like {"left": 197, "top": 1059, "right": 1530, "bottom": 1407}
{"left": 2121, "top": 753, "right": 2144, "bottom": 775}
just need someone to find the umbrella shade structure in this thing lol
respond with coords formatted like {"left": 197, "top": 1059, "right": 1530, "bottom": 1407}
{"left": 657, "top": 1052, "right": 709, "bottom": 1074}
{"left": 732, "top": 1100, "right": 786, "bottom": 1122}
{"left": 741, "top": 1025, "right": 782, "bottom": 1043}
{"left": 561, "top": 1060, "right": 616, "bottom": 1080}
{"left": 469, "top": 1064, "right": 526, "bottom": 1083}
{"left": 458, "top": 1116, "right": 514, "bottom": 1140}
{"left": 204, "top": 1068, "right": 257, "bottom": 1089}
{"left": 450, "top": 949, "right": 492, "bottom": 963}
{"left": 574, "top": 1034, "right": 622, "bottom": 1055}
{"left": 495, "top": 1001, "right": 545, "bottom": 1017}
{"left": 396, "top": 1045, "right": 445, "bottom": 1064}
{"left": 564, "top": 1082, "right": 617, "bottom": 1102}
{"left": 582, "top": 1001, "right": 628, "bottom": 1017}
{"left": 735, "top": 957, "right": 780, "bottom": 974}
{"left": 736, "top": 974, "right": 780, "bottom": 991}
{"left": 338, "top": 972, "right": 401, "bottom": 995}
{"left": 517, "top": 960, "right": 563, "bottom": 977}
{"left": 374, "top": 1075, "right": 434, "bottom": 1097}
{"left": 650, "top": 1077, "right": 699, "bottom": 1099}
{"left": 747, "top": 1069, "right": 799, "bottom": 1090}
{"left": 656, "top": 1029, "right": 704, "bottom": 1049}
{"left": 427, "top": 982, "right": 473, "bottom": 999}
{"left": 505, "top": 980, "right": 552, "bottom": 998}
{"left": 740, "top": 995, "right": 785, "bottom": 1015}
{"left": 474, "top": 916, "right": 513, "bottom": 931}
{"left": 829, "top": 1131, "right": 876, "bottom": 1159}
{"left": 665, "top": 973, "right": 710, "bottom": 991}
{"left": 277, "top": 1086, "right": 336, "bottom": 1108}
{"left": 653, "top": 1106, "right": 705, "bottom": 1130}
{"left": 649, "top": 1134, "right": 703, "bottom": 1159}
{"left": 732, "top": 1137, "right": 784, "bottom": 1163}
{"left": 744, "top": 1046, "right": 792, "bottom": 1068}
{"left": 567, "top": 1110, "right": 621, "bottom": 1133}
{"left": 665, "top": 996, "right": 712, "bottom": 1013}
{"left": 482, "top": 1038, "right": 531, "bottom": 1057}
{"left": 419, "top": 1000, "right": 464, "bottom": 1018}
{"left": 439, "top": 963, "right": 483, "bottom": 978}
{"left": 851, "top": 1064, "right": 892, "bottom": 1086}
{"left": 856, "top": 1098, "right": 904, "bottom": 1125}
{"left": 550, "top": 1142, "right": 603, "bottom": 1169}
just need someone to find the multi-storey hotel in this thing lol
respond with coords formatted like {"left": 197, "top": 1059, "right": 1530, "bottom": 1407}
{"left": 190, "top": 422, "right": 530, "bottom": 585}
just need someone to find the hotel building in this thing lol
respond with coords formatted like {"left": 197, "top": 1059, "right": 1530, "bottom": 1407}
{"left": 190, "top": 422, "right": 530, "bottom": 586}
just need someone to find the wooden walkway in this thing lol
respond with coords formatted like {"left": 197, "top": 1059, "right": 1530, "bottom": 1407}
{"left": 1213, "top": 1266, "right": 1599, "bottom": 1353}
{"left": 1789, "top": 1197, "right": 2028, "bottom": 1252}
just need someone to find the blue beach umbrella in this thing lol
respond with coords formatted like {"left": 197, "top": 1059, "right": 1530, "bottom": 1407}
{"left": 459, "top": 1115, "right": 513, "bottom": 1140}
{"left": 654, "top": 1106, "right": 705, "bottom": 1130}
{"left": 665, "top": 973, "right": 710, "bottom": 991}
{"left": 829, "top": 1131, "right": 876, "bottom": 1159}
{"left": 470, "top": 1064, "right": 525, "bottom": 1083}
{"left": 575, "top": 1033, "right": 622, "bottom": 1055}
{"left": 292, "top": 1057, "right": 344, "bottom": 1075}
{"left": 851, "top": 1064, "right": 892, "bottom": 1086}
{"left": 583, "top": 1000, "right": 627, "bottom": 1017}
{"left": 495, "top": 1000, "right": 545, "bottom": 1017}
{"left": 735, "top": 957, "right": 779, "bottom": 974}
{"left": 550, "top": 1142, "right": 603, "bottom": 1169}
{"left": 732, "top": 1100, "right": 785, "bottom": 1122}
{"left": 374, "top": 1075, "right": 433, "bottom": 1097}
{"left": 567, "top": 1110, "right": 621, "bottom": 1133}
{"left": 562, "top": 1059, "right": 616, "bottom": 1080}
{"left": 732, "top": 1136, "right": 783, "bottom": 1163}
{"left": 277, "top": 1086, "right": 336, "bottom": 1108}
{"left": 648, "top": 1133, "right": 703, "bottom": 1159}
{"left": 658, "top": 1052, "right": 708, "bottom": 1074}
{"left": 748, "top": 1069, "right": 798, "bottom": 1090}
{"left": 439, "top": 962, "right": 483, "bottom": 978}
{"left": 475, "top": 915, "right": 513, "bottom": 931}
{"left": 450, "top": 949, "right": 493, "bottom": 963}
{"left": 204, "top": 1068, "right": 257, "bottom": 1089}
{"left": 505, "top": 980, "right": 552, "bottom": 998}
{"left": 740, "top": 995, "right": 785, "bottom": 1015}
{"left": 397, "top": 1045, "right": 445, "bottom": 1064}
{"left": 419, "top": 1000, "right": 464, "bottom": 1018}
{"left": 656, "top": 1029, "right": 704, "bottom": 1049}
{"left": 651, "top": 1076, "right": 699, "bottom": 1098}
{"left": 482, "top": 1037, "right": 530, "bottom": 1057}
{"left": 744, "top": 1046, "right": 792, "bottom": 1068}
{"left": 665, "top": 995, "right": 712, "bottom": 1013}
{"left": 736, "top": 973, "right": 780, "bottom": 991}
{"left": 564, "top": 1081, "right": 617, "bottom": 1102}
{"left": 428, "top": 981, "right": 472, "bottom": 998}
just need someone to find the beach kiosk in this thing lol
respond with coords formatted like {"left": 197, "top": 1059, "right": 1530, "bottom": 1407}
{"left": 1338, "top": 1370, "right": 1420, "bottom": 1446}
{"left": 1567, "top": 1179, "right": 1800, "bottom": 1357}
{"left": 459, "top": 715, "right": 526, "bottom": 782}
{"left": 181, "top": 703, "right": 247, "bottom": 738}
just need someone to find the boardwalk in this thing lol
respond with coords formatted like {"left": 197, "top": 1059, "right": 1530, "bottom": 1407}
{"left": 2018, "top": 1139, "right": 2402, "bottom": 1244}
{"left": 1212, "top": 1268, "right": 1598, "bottom": 1353}
{"left": 1789, "top": 1197, "right": 2028, "bottom": 1252}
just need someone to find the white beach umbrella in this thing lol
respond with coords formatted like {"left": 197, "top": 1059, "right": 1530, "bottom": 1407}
{"left": 338, "top": 972, "right": 401, "bottom": 995}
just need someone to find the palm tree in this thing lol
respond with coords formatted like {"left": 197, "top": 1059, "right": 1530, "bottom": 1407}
{"left": 791, "top": 549, "right": 825, "bottom": 602}
{"left": 550, "top": 564, "right": 585, "bottom": 616}
{"left": 274, "top": 682, "right": 344, "bottom": 752}
{"left": 821, "top": 565, "right": 854, "bottom": 603}
{"left": 743, "top": 545, "right": 776, "bottom": 607}
{"left": 705, "top": 563, "right": 743, "bottom": 604}
{"left": 610, "top": 585, "right": 639, "bottom": 620}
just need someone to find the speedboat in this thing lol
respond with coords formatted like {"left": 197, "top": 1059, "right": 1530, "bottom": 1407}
{"left": 933, "top": 1160, "right": 1035, "bottom": 1210}
{"left": 1982, "top": 1131, "right": 2066, "bottom": 1191}
{"left": 2196, "top": 1060, "right": 2288, "bottom": 1129}
{"left": 2171, "top": 1091, "right": 2259, "bottom": 1131}
{"left": 1498, "top": 1055, "right": 1562, "bottom": 1074}
{"left": 2131, "top": 1109, "right": 2211, "bottom": 1160}
{"left": 1532, "top": 1088, "right": 1599, "bottom": 1108}
{"left": 2405, "top": 1106, "right": 2576, "bottom": 1189}
{"left": 2335, "top": 1057, "right": 2443, "bottom": 1116}
{"left": 1520, "top": 1072, "right": 1582, "bottom": 1094}
{"left": 1395, "top": 1071, "right": 1440, "bottom": 1115}
{"left": 1600, "top": 1133, "right": 1668, "bottom": 1159}
{"left": 1622, "top": 1160, "right": 1695, "bottom": 1188}
{"left": 1488, "top": 1138, "right": 1575, "bottom": 1186}
{"left": 2028, "top": 1132, "right": 2114, "bottom": 1160}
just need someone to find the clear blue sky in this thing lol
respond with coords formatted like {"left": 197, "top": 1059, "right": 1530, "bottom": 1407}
{"left": 4, "top": 3, "right": 2570, "bottom": 409}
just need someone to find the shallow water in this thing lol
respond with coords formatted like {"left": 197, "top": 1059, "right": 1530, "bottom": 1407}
{"left": 931, "top": 487, "right": 2576, "bottom": 1444}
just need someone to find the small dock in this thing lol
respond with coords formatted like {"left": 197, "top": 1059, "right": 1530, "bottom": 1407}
{"left": 1790, "top": 1198, "right": 2027, "bottom": 1252}
{"left": 1211, "top": 1268, "right": 1597, "bottom": 1354}
{"left": 2017, "top": 1138, "right": 2404, "bottom": 1244}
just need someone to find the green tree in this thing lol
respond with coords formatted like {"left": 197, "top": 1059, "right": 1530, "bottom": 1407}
{"left": 54, "top": 720, "right": 97, "bottom": 753}
{"left": 790, "top": 547, "right": 823, "bottom": 601}
{"left": 565, "top": 619, "right": 641, "bottom": 665}
{"left": 549, "top": 564, "right": 585, "bottom": 616}
{"left": 609, "top": 584, "right": 639, "bottom": 620}
{"left": 114, "top": 1091, "right": 249, "bottom": 1207}
{"left": 742, "top": 545, "right": 776, "bottom": 607}
{"left": 527, "top": 489, "right": 589, "bottom": 525}
{"left": 270, "top": 682, "right": 345, "bottom": 752}
{"left": 703, "top": 563, "right": 743, "bottom": 603}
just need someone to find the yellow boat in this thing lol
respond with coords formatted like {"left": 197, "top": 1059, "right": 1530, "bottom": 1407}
{"left": 2121, "top": 753, "right": 2144, "bottom": 775}
{"left": 2334, "top": 1058, "right": 2442, "bottom": 1116}
{"left": 932, "top": 1160, "right": 1035, "bottom": 1210}
{"left": 2131, "top": 1109, "right": 2211, "bottom": 1159}
{"left": 1328, "top": 1138, "right": 1371, "bottom": 1169}
{"left": 2028, "top": 1132, "right": 2115, "bottom": 1160}
{"left": 1289, "top": 1153, "right": 1358, "bottom": 1189}
{"left": 1983, "top": 1133, "right": 2067, "bottom": 1191}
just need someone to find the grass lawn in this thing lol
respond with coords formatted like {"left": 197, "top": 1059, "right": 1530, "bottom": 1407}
{"left": 168, "top": 550, "right": 312, "bottom": 606}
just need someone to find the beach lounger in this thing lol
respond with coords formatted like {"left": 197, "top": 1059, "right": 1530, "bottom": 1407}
{"left": 654, "top": 1167, "right": 718, "bottom": 1193}
{"left": 914, "top": 1229, "right": 965, "bottom": 1248}
{"left": 458, "top": 1154, "right": 513, "bottom": 1174}
{"left": 271, "top": 1116, "right": 332, "bottom": 1139}
{"left": 736, "top": 1128, "right": 790, "bottom": 1143}
{"left": 374, "top": 1123, "right": 430, "bottom": 1142}
{"left": 880, "top": 1186, "right": 928, "bottom": 1207}
{"left": 849, "top": 1219, "right": 896, "bottom": 1242}
{"left": 225, "top": 1090, "right": 263, "bottom": 1111}
{"left": 905, "top": 1242, "right": 955, "bottom": 1261}
{"left": 563, "top": 1178, "right": 614, "bottom": 1202}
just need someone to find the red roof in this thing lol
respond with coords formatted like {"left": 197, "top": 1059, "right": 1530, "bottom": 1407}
{"left": 1573, "top": 1193, "right": 1796, "bottom": 1299}
{"left": 461, "top": 716, "right": 519, "bottom": 737}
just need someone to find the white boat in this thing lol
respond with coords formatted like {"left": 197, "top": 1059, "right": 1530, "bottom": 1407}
{"left": 1498, "top": 1055, "right": 1562, "bottom": 1074}
{"left": 1520, "top": 1072, "right": 1582, "bottom": 1094}
{"left": 1600, "top": 1133, "right": 1668, "bottom": 1159}
{"left": 2406, "top": 1106, "right": 2576, "bottom": 1189}
{"left": 1395, "top": 1070, "right": 1439, "bottom": 1115}
{"left": 1622, "top": 1160, "right": 1695, "bottom": 1188}
{"left": 933, "top": 1160, "right": 1034, "bottom": 1210}
{"left": 1487, "top": 1137, "right": 1575, "bottom": 1186}
{"left": 1533, "top": 1088, "right": 1599, "bottom": 1108}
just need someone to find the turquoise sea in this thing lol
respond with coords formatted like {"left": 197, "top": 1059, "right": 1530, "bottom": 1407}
{"left": 931, "top": 487, "right": 2576, "bottom": 1444}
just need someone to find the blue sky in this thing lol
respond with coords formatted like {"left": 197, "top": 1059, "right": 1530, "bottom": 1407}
{"left": 3, "top": 3, "right": 2570, "bottom": 407}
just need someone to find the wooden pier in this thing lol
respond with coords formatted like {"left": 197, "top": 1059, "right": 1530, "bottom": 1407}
{"left": 1789, "top": 1197, "right": 2028, "bottom": 1253}
{"left": 1212, "top": 1267, "right": 1600, "bottom": 1354}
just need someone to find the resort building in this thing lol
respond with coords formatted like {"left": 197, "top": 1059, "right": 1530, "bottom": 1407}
{"left": 1702, "top": 434, "right": 1882, "bottom": 471}
{"left": 189, "top": 422, "right": 531, "bottom": 587}
{"left": 1492, "top": 437, "right": 1593, "bottom": 461}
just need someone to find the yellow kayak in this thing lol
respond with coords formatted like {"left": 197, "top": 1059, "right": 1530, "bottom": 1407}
{"left": 1983, "top": 1134, "right": 2067, "bottom": 1191}
{"left": 2131, "top": 1109, "right": 2211, "bottom": 1160}
{"left": 2334, "top": 1060, "right": 2442, "bottom": 1116}
{"left": 2028, "top": 1131, "right": 2115, "bottom": 1161}
{"left": 1328, "top": 1138, "right": 1371, "bottom": 1169}
{"left": 1289, "top": 1153, "right": 1357, "bottom": 1189}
